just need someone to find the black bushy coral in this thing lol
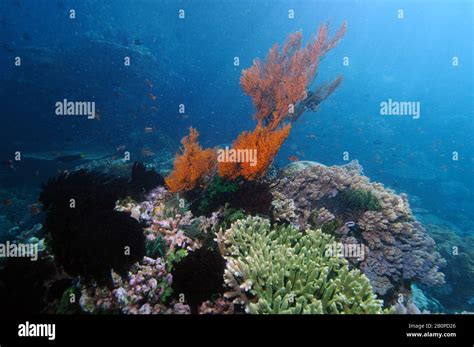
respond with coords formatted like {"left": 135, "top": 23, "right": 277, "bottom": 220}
{"left": 171, "top": 248, "right": 225, "bottom": 313}
{"left": 129, "top": 162, "right": 165, "bottom": 198}
{"left": 0, "top": 257, "right": 60, "bottom": 315}
{"left": 40, "top": 170, "right": 145, "bottom": 285}
{"left": 40, "top": 169, "right": 126, "bottom": 211}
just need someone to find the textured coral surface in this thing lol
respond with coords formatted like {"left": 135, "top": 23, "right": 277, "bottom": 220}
{"left": 273, "top": 161, "right": 445, "bottom": 300}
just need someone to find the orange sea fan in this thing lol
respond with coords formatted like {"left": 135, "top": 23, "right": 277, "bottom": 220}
{"left": 218, "top": 123, "right": 291, "bottom": 181}
{"left": 167, "top": 22, "right": 346, "bottom": 188}
{"left": 240, "top": 21, "right": 346, "bottom": 131}
{"left": 165, "top": 127, "right": 217, "bottom": 192}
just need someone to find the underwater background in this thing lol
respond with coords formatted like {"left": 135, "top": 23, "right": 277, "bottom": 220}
{"left": 0, "top": 0, "right": 473, "bottom": 314}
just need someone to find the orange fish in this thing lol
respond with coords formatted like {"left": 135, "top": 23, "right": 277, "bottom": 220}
{"left": 288, "top": 155, "right": 299, "bottom": 162}
{"left": 92, "top": 109, "right": 101, "bottom": 121}
{"left": 3, "top": 159, "right": 14, "bottom": 169}
{"left": 29, "top": 203, "right": 40, "bottom": 215}
{"left": 148, "top": 93, "right": 157, "bottom": 101}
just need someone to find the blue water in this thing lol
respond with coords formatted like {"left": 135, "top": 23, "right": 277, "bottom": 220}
{"left": 0, "top": 0, "right": 472, "bottom": 237}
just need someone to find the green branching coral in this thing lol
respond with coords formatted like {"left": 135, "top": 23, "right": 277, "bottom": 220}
{"left": 219, "top": 216, "right": 383, "bottom": 314}
{"left": 340, "top": 188, "right": 381, "bottom": 212}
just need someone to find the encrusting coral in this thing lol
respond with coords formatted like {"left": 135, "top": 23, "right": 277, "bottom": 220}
{"left": 165, "top": 127, "right": 217, "bottom": 193}
{"left": 272, "top": 161, "right": 446, "bottom": 300}
{"left": 217, "top": 215, "right": 383, "bottom": 314}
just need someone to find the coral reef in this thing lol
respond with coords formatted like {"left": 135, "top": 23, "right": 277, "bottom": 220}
{"left": 410, "top": 284, "right": 444, "bottom": 313}
{"left": 168, "top": 23, "right": 346, "bottom": 190}
{"left": 272, "top": 161, "right": 445, "bottom": 300}
{"left": 217, "top": 216, "right": 383, "bottom": 314}
{"left": 240, "top": 22, "right": 346, "bottom": 130}
{"left": 193, "top": 176, "right": 239, "bottom": 215}
{"left": 198, "top": 296, "right": 235, "bottom": 314}
{"left": 128, "top": 162, "right": 165, "bottom": 198}
{"left": 0, "top": 249, "right": 72, "bottom": 315}
{"left": 421, "top": 224, "right": 474, "bottom": 312}
{"left": 271, "top": 191, "right": 298, "bottom": 224}
{"left": 165, "top": 127, "right": 217, "bottom": 193}
{"left": 171, "top": 248, "right": 226, "bottom": 313}
{"left": 339, "top": 188, "right": 382, "bottom": 213}
{"left": 40, "top": 170, "right": 145, "bottom": 284}
{"left": 79, "top": 256, "right": 188, "bottom": 314}
{"left": 218, "top": 123, "right": 291, "bottom": 180}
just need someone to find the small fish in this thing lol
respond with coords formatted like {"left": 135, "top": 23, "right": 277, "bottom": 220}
{"left": 3, "top": 199, "right": 12, "bottom": 206}
{"left": 145, "top": 79, "right": 153, "bottom": 89}
{"left": 373, "top": 139, "right": 383, "bottom": 146}
{"left": 141, "top": 149, "right": 155, "bottom": 157}
{"left": 116, "top": 144, "right": 127, "bottom": 152}
{"left": 134, "top": 38, "right": 143, "bottom": 45}
{"left": 3, "top": 43, "right": 14, "bottom": 52}
{"left": 345, "top": 221, "right": 356, "bottom": 228}
{"left": 144, "top": 127, "right": 154, "bottom": 133}
{"left": 21, "top": 32, "right": 31, "bottom": 41}
{"left": 306, "top": 134, "right": 317, "bottom": 139}
{"left": 91, "top": 109, "right": 101, "bottom": 121}
{"left": 54, "top": 153, "right": 85, "bottom": 163}
{"left": 29, "top": 203, "right": 40, "bottom": 215}
{"left": 3, "top": 159, "right": 15, "bottom": 169}
{"left": 150, "top": 106, "right": 158, "bottom": 112}
{"left": 148, "top": 93, "right": 157, "bottom": 101}
{"left": 288, "top": 155, "right": 299, "bottom": 162}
